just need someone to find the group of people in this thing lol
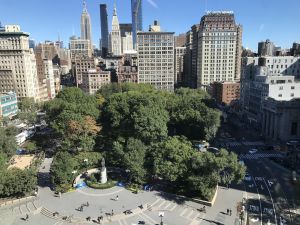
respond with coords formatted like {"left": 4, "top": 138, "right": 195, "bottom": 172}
{"left": 77, "top": 201, "right": 89, "bottom": 212}
{"left": 226, "top": 208, "right": 232, "bottom": 216}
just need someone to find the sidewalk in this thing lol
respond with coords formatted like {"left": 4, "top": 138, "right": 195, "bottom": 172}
{"left": 196, "top": 186, "right": 244, "bottom": 225}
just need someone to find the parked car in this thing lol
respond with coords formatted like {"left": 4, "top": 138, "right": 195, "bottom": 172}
{"left": 239, "top": 160, "right": 245, "bottom": 166}
{"left": 244, "top": 173, "right": 252, "bottom": 181}
{"left": 249, "top": 149, "right": 258, "bottom": 154}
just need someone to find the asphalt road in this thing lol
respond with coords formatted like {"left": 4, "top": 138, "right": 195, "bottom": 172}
{"left": 218, "top": 121, "right": 299, "bottom": 225}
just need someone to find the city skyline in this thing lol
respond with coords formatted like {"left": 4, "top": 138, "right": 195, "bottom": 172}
{"left": 0, "top": 0, "right": 299, "bottom": 51}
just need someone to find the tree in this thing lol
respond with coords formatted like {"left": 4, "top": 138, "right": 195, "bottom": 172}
{"left": 51, "top": 151, "right": 77, "bottom": 191}
{"left": 167, "top": 89, "right": 221, "bottom": 140}
{"left": 123, "top": 138, "right": 147, "bottom": 184}
{"left": 0, "top": 127, "right": 18, "bottom": 157}
{"left": 186, "top": 149, "right": 246, "bottom": 200}
{"left": 0, "top": 168, "right": 37, "bottom": 197}
{"left": 152, "top": 136, "right": 194, "bottom": 183}
{"left": 101, "top": 92, "right": 169, "bottom": 144}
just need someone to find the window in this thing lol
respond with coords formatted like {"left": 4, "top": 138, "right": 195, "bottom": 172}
{"left": 278, "top": 94, "right": 282, "bottom": 97}
{"left": 279, "top": 86, "right": 283, "bottom": 90}
{"left": 291, "top": 93, "right": 294, "bottom": 97}
{"left": 291, "top": 122, "right": 298, "bottom": 136}
{"left": 291, "top": 86, "right": 295, "bottom": 89}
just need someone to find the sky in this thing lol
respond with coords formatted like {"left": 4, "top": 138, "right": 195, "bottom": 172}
{"left": 0, "top": 0, "right": 300, "bottom": 51}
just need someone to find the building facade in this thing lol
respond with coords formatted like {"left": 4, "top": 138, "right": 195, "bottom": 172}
{"left": 0, "top": 25, "right": 39, "bottom": 101}
{"left": 81, "top": 69, "right": 111, "bottom": 95}
{"left": 137, "top": 21, "right": 175, "bottom": 91}
{"left": 196, "top": 12, "right": 242, "bottom": 88}
{"left": 175, "top": 47, "right": 186, "bottom": 86}
{"left": 69, "top": 36, "right": 92, "bottom": 59}
{"left": 262, "top": 98, "right": 300, "bottom": 142}
{"left": 81, "top": 1, "right": 93, "bottom": 50}
{"left": 258, "top": 39, "right": 275, "bottom": 56}
{"left": 111, "top": 6, "right": 122, "bottom": 56}
{"left": 210, "top": 81, "right": 240, "bottom": 105}
{"left": 131, "top": 0, "right": 143, "bottom": 49}
{"left": 122, "top": 32, "right": 134, "bottom": 54}
{"left": 73, "top": 56, "right": 96, "bottom": 87}
{"left": 0, "top": 92, "right": 18, "bottom": 118}
{"left": 100, "top": 4, "right": 109, "bottom": 58}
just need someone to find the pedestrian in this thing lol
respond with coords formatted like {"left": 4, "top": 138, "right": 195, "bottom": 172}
{"left": 116, "top": 195, "right": 119, "bottom": 201}
{"left": 80, "top": 206, "right": 83, "bottom": 212}
{"left": 86, "top": 201, "right": 89, "bottom": 207}
{"left": 100, "top": 215, "right": 103, "bottom": 220}
{"left": 111, "top": 209, "right": 114, "bottom": 216}
{"left": 230, "top": 209, "right": 232, "bottom": 216}
{"left": 227, "top": 208, "right": 229, "bottom": 215}
{"left": 25, "top": 214, "right": 29, "bottom": 221}
{"left": 97, "top": 216, "right": 101, "bottom": 223}
{"left": 86, "top": 216, "right": 91, "bottom": 221}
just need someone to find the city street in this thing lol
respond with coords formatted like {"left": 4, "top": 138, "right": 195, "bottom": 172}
{"left": 218, "top": 120, "right": 300, "bottom": 225}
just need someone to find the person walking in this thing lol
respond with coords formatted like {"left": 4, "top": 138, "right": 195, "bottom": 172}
{"left": 227, "top": 208, "right": 229, "bottom": 215}
{"left": 111, "top": 209, "right": 114, "bottom": 216}
{"left": 25, "top": 214, "right": 29, "bottom": 221}
{"left": 229, "top": 209, "right": 232, "bottom": 216}
{"left": 86, "top": 201, "right": 89, "bottom": 207}
{"left": 116, "top": 195, "right": 119, "bottom": 201}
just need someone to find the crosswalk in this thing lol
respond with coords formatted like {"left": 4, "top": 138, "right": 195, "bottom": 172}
{"left": 226, "top": 141, "right": 265, "bottom": 148}
{"left": 149, "top": 198, "right": 204, "bottom": 224}
{"left": 240, "top": 153, "right": 284, "bottom": 160}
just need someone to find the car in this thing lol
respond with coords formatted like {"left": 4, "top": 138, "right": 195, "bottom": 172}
{"left": 239, "top": 160, "right": 245, "bottom": 166}
{"left": 249, "top": 149, "right": 258, "bottom": 154}
{"left": 244, "top": 173, "right": 252, "bottom": 181}
{"left": 207, "top": 147, "right": 219, "bottom": 153}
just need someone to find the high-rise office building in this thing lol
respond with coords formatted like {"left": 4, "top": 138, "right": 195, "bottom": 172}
{"left": 175, "top": 47, "right": 186, "bottom": 86}
{"left": 0, "top": 25, "right": 39, "bottom": 101}
{"left": 120, "top": 24, "right": 133, "bottom": 37}
{"left": 131, "top": 0, "right": 143, "bottom": 49}
{"left": 137, "top": 21, "right": 175, "bottom": 91}
{"left": 196, "top": 12, "right": 242, "bottom": 88}
{"left": 81, "top": 1, "right": 93, "bottom": 50}
{"left": 100, "top": 4, "right": 109, "bottom": 58}
{"left": 111, "top": 5, "right": 122, "bottom": 56}
{"left": 69, "top": 36, "right": 92, "bottom": 59}
{"left": 258, "top": 39, "right": 275, "bottom": 56}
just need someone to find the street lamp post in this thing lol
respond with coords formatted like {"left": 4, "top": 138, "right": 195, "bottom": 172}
{"left": 159, "top": 212, "right": 164, "bottom": 225}
{"left": 83, "top": 158, "right": 89, "bottom": 173}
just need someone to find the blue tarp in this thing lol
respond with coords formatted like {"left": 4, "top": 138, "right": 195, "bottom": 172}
{"left": 75, "top": 182, "right": 87, "bottom": 189}
{"left": 117, "top": 182, "right": 125, "bottom": 187}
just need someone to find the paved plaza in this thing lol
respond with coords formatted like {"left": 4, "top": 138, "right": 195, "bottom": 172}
{"left": 0, "top": 183, "right": 245, "bottom": 225}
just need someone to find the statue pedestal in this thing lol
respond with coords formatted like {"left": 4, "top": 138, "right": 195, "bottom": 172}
{"left": 101, "top": 167, "right": 107, "bottom": 184}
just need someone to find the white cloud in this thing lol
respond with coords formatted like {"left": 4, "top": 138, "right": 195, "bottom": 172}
{"left": 147, "top": 0, "right": 158, "bottom": 8}
{"left": 259, "top": 24, "right": 265, "bottom": 32}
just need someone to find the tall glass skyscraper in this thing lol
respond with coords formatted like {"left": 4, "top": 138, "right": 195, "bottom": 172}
{"left": 131, "top": 0, "right": 143, "bottom": 49}
{"left": 100, "top": 4, "right": 109, "bottom": 57}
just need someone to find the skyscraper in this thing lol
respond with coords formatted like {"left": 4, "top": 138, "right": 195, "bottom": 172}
{"left": 81, "top": 1, "right": 92, "bottom": 50}
{"left": 131, "top": 0, "right": 143, "bottom": 49}
{"left": 196, "top": 12, "right": 242, "bottom": 88}
{"left": 100, "top": 4, "right": 109, "bottom": 58}
{"left": 137, "top": 21, "right": 175, "bottom": 91}
{"left": 111, "top": 5, "right": 122, "bottom": 56}
{"left": 0, "top": 25, "right": 39, "bottom": 101}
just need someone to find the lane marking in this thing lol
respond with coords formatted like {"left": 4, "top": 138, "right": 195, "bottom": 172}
{"left": 164, "top": 202, "right": 172, "bottom": 209}
{"left": 139, "top": 212, "right": 157, "bottom": 224}
{"left": 263, "top": 178, "right": 278, "bottom": 225}
{"left": 187, "top": 210, "right": 195, "bottom": 220}
{"left": 169, "top": 204, "right": 177, "bottom": 211}
{"left": 252, "top": 175, "right": 263, "bottom": 225}
{"left": 157, "top": 200, "right": 166, "bottom": 208}
{"left": 180, "top": 208, "right": 188, "bottom": 217}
